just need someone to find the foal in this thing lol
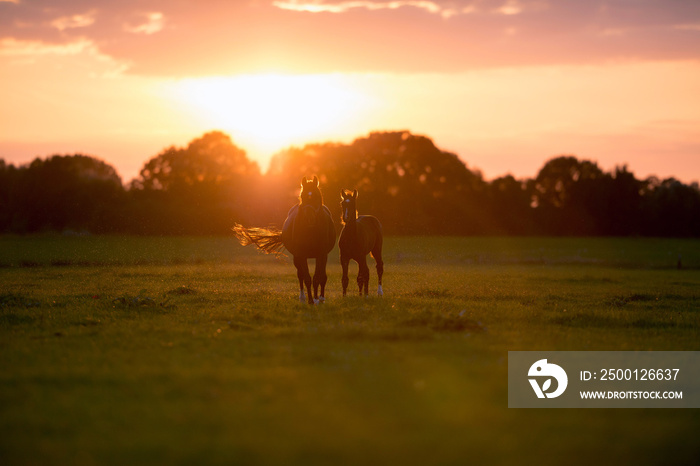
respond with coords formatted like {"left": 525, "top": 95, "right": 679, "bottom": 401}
{"left": 339, "top": 189, "right": 384, "bottom": 296}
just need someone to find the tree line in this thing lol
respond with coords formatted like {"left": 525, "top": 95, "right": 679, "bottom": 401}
{"left": 1, "top": 130, "right": 698, "bottom": 236}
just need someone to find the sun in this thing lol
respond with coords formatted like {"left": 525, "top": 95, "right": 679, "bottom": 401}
{"left": 166, "top": 73, "right": 376, "bottom": 165}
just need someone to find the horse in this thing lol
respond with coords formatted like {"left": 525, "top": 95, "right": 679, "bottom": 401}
{"left": 339, "top": 189, "right": 384, "bottom": 297}
{"left": 232, "top": 176, "right": 336, "bottom": 304}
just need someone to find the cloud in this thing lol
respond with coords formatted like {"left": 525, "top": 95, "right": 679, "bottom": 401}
{"left": 51, "top": 10, "right": 97, "bottom": 31}
{"left": 1, "top": 0, "right": 699, "bottom": 77}
{"left": 272, "top": 0, "right": 475, "bottom": 18}
{"left": 674, "top": 23, "right": 700, "bottom": 31}
{"left": 494, "top": 0, "right": 522, "bottom": 15}
{"left": 0, "top": 37, "right": 95, "bottom": 56}
{"left": 123, "top": 12, "right": 166, "bottom": 35}
{"left": 0, "top": 37, "right": 130, "bottom": 77}
{"left": 270, "top": 0, "right": 549, "bottom": 18}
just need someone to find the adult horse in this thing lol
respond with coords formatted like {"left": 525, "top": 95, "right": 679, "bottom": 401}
{"left": 233, "top": 176, "right": 336, "bottom": 304}
{"left": 339, "top": 189, "right": 384, "bottom": 297}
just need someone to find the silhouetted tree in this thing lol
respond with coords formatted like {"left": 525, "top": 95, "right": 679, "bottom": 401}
{"left": 487, "top": 175, "right": 536, "bottom": 234}
{"left": 0, "top": 159, "right": 19, "bottom": 231}
{"left": 641, "top": 177, "right": 700, "bottom": 237}
{"left": 532, "top": 156, "right": 608, "bottom": 235}
{"left": 598, "top": 165, "right": 644, "bottom": 235}
{"left": 8, "top": 155, "right": 125, "bottom": 233}
{"left": 129, "top": 131, "right": 261, "bottom": 234}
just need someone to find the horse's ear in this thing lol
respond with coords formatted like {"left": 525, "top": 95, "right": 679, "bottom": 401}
{"left": 340, "top": 189, "right": 346, "bottom": 200}
{"left": 313, "top": 175, "right": 319, "bottom": 186}
{"left": 301, "top": 177, "right": 307, "bottom": 186}
{"left": 353, "top": 189, "right": 358, "bottom": 199}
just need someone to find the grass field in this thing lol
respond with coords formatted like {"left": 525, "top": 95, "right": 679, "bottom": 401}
{"left": 1, "top": 235, "right": 699, "bottom": 465}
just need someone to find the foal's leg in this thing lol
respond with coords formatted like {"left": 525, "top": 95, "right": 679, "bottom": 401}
{"left": 313, "top": 254, "right": 328, "bottom": 303}
{"left": 340, "top": 254, "right": 350, "bottom": 297}
{"left": 357, "top": 255, "right": 370, "bottom": 296}
{"left": 294, "top": 256, "right": 313, "bottom": 304}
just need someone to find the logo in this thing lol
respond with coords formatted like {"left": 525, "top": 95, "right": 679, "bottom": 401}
{"left": 528, "top": 359, "right": 568, "bottom": 398}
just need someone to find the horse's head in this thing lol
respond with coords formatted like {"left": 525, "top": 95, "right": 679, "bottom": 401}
{"left": 340, "top": 189, "right": 358, "bottom": 224}
{"left": 296, "top": 176, "right": 324, "bottom": 229}
{"left": 299, "top": 176, "right": 323, "bottom": 210}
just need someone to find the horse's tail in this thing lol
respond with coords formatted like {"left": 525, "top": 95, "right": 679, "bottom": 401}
{"left": 232, "top": 223, "right": 286, "bottom": 257}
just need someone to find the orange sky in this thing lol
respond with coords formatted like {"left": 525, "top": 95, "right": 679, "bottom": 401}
{"left": 1, "top": 0, "right": 700, "bottom": 183}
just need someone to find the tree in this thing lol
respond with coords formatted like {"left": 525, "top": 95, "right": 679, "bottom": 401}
{"left": 132, "top": 131, "right": 258, "bottom": 191}
{"left": 641, "top": 178, "right": 700, "bottom": 237}
{"left": 130, "top": 131, "right": 262, "bottom": 234}
{"left": 10, "top": 155, "right": 125, "bottom": 233}
{"left": 532, "top": 156, "right": 608, "bottom": 235}
{"left": 600, "top": 165, "right": 644, "bottom": 235}
{"left": 487, "top": 175, "right": 536, "bottom": 234}
{"left": 0, "top": 159, "right": 20, "bottom": 231}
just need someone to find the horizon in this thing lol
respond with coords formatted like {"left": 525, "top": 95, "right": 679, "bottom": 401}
{"left": 2, "top": 1, "right": 700, "bottom": 184}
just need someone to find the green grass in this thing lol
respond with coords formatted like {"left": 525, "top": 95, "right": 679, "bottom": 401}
{"left": 1, "top": 236, "right": 699, "bottom": 465}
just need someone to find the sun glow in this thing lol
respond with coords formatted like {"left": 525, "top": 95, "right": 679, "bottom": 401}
{"left": 167, "top": 74, "right": 377, "bottom": 165}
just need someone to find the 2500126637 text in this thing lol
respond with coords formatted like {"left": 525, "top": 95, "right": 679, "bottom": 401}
{"left": 581, "top": 368, "right": 680, "bottom": 382}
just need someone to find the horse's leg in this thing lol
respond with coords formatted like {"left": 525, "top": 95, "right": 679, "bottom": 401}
{"left": 340, "top": 254, "right": 350, "bottom": 297}
{"left": 313, "top": 254, "right": 328, "bottom": 304}
{"left": 357, "top": 255, "right": 370, "bottom": 296}
{"left": 294, "top": 256, "right": 313, "bottom": 304}
{"left": 293, "top": 255, "right": 305, "bottom": 302}
{"left": 372, "top": 244, "right": 384, "bottom": 297}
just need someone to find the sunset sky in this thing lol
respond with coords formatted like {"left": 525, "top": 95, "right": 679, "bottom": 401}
{"left": 1, "top": 0, "right": 700, "bottom": 183}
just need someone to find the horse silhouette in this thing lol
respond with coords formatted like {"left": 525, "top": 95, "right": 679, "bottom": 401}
{"left": 233, "top": 176, "right": 336, "bottom": 304}
{"left": 339, "top": 189, "right": 384, "bottom": 296}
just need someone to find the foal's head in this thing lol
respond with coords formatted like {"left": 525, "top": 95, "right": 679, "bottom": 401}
{"left": 299, "top": 176, "right": 323, "bottom": 210}
{"left": 340, "top": 189, "right": 358, "bottom": 224}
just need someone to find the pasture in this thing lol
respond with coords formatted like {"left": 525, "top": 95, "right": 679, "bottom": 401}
{"left": 1, "top": 235, "right": 699, "bottom": 465}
